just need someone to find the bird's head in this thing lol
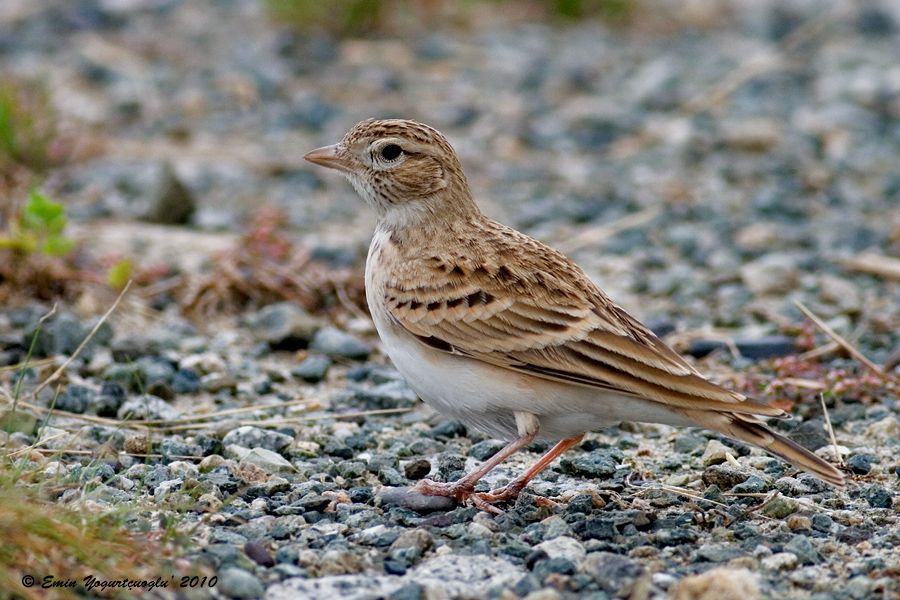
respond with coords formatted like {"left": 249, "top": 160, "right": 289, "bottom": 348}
{"left": 305, "top": 119, "right": 476, "bottom": 226}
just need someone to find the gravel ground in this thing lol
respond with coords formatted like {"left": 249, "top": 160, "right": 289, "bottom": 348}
{"left": 1, "top": 1, "right": 899, "bottom": 599}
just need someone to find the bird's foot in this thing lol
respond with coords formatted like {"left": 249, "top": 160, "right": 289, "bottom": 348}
{"left": 412, "top": 478, "right": 475, "bottom": 504}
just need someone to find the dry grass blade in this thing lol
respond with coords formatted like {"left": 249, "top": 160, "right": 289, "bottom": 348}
{"left": 794, "top": 300, "right": 895, "bottom": 384}
{"left": 557, "top": 206, "right": 661, "bottom": 254}
{"left": 820, "top": 392, "right": 844, "bottom": 467}
{"left": 31, "top": 281, "right": 132, "bottom": 399}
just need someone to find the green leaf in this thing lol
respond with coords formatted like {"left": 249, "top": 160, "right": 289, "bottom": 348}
{"left": 22, "top": 189, "right": 67, "bottom": 234}
{"left": 40, "top": 235, "right": 75, "bottom": 257}
{"left": 107, "top": 258, "right": 133, "bottom": 290}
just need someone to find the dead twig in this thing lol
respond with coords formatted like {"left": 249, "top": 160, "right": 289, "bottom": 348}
{"left": 794, "top": 300, "right": 895, "bottom": 384}
{"left": 820, "top": 392, "right": 844, "bottom": 467}
{"left": 32, "top": 282, "right": 131, "bottom": 399}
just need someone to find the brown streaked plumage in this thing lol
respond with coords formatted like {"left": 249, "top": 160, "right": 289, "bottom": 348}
{"left": 305, "top": 118, "right": 845, "bottom": 512}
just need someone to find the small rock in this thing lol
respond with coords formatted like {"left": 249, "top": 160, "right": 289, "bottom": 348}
{"left": 672, "top": 566, "right": 760, "bottom": 600}
{"left": 784, "top": 535, "right": 820, "bottom": 564}
{"left": 864, "top": 484, "right": 893, "bottom": 508}
{"left": 90, "top": 382, "right": 126, "bottom": 417}
{"left": 141, "top": 162, "right": 195, "bottom": 225}
{"left": 377, "top": 487, "right": 457, "bottom": 513}
{"left": 217, "top": 567, "right": 264, "bottom": 599}
{"left": 760, "top": 496, "right": 800, "bottom": 519}
{"left": 117, "top": 394, "right": 180, "bottom": 421}
{"left": 720, "top": 118, "right": 780, "bottom": 152}
{"left": 404, "top": 459, "right": 432, "bottom": 480}
{"left": 702, "top": 463, "right": 751, "bottom": 489}
{"left": 786, "top": 515, "right": 811, "bottom": 531}
{"left": 740, "top": 254, "right": 799, "bottom": 296}
{"left": 468, "top": 439, "right": 506, "bottom": 461}
{"left": 847, "top": 453, "right": 875, "bottom": 475}
{"left": 246, "top": 302, "right": 321, "bottom": 350}
{"left": 223, "top": 426, "right": 293, "bottom": 453}
{"left": 673, "top": 433, "right": 705, "bottom": 454}
{"left": 389, "top": 529, "right": 434, "bottom": 555}
{"left": 702, "top": 440, "right": 732, "bottom": 466}
{"left": 244, "top": 540, "right": 275, "bottom": 567}
{"left": 310, "top": 327, "right": 371, "bottom": 360}
{"left": 761, "top": 552, "right": 798, "bottom": 571}
{"left": 559, "top": 449, "right": 621, "bottom": 478}
{"left": 55, "top": 385, "right": 94, "bottom": 414}
{"left": 535, "top": 536, "right": 585, "bottom": 563}
{"left": 233, "top": 447, "right": 295, "bottom": 474}
{"left": 291, "top": 354, "right": 332, "bottom": 382}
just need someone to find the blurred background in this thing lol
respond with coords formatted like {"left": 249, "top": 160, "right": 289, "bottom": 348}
{"left": 0, "top": 0, "right": 897, "bottom": 352}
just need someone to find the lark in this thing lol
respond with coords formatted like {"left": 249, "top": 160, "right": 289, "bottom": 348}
{"left": 305, "top": 119, "right": 844, "bottom": 512}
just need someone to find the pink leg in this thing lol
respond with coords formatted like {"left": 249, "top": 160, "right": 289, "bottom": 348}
{"left": 472, "top": 434, "right": 584, "bottom": 506}
{"left": 413, "top": 428, "right": 538, "bottom": 504}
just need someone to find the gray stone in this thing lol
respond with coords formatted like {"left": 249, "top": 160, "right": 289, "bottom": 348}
{"left": 55, "top": 385, "right": 94, "bottom": 414}
{"left": 535, "top": 536, "right": 585, "bottom": 563}
{"left": 117, "top": 394, "right": 180, "bottom": 421}
{"left": 227, "top": 446, "right": 295, "bottom": 474}
{"left": 246, "top": 302, "right": 321, "bottom": 350}
{"left": 223, "top": 426, "right": 293, "bottom": 453}
{"left": 740, "top": 254, "right": 800, "bottom": 296}
{"left": 217, "top": 567, "right": 264, "bottom": 599}
{"left": 141, "top": 162, "right": 195, "bottom": 225}
{"left": 291, "top": 354, "right": 332, "bottom": 382}
{"left": 377, "top": 487, "right": 457, "bottom": 513}
{"left": 310, "top": 327, "right": 371, "bottom": 360}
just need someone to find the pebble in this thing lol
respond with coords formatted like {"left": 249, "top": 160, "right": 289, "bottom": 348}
{"left": 863, "top": 484, "right": 893, "bottom": 508}
{"left": 223, "top": 426, "right": 293, "bottom": 453}
{"left": 217, "top": 568, "right": 264, "bottom": 599}
{"left": 559, "top": 449, "right": 622, "bottom": 479}
{"left": 230, "top": 447, "right": 295, "bottom": 474}
{"left": 739, "top": 254, "right": 799, "bottom": 295}
{"left": 702, "top": 463, "right": 751, "bottom": 489}
{"left": 291, "top": 354, "right": 332, "bottom": 382}
{"left": 534, "top": 536, "right": 585, "bottom": 563}
{"left": 55, "top": 385, "right": 94, "bottom": 414}
{"left": 760, "top": 497, "right": 800, "bottom": 519}
{"left": 761, "top": 552, "right": 799, "bottom": 571}
{"left": 140, "top": 163, "right": 195, "bottom": 225}
{"left": 246, "top": 302, "right": 321, "bottom": 350}
{"left": 310, "top": 327, "right": 371, "bottom": 360}
{"left": 701, "top": 439, "right": 732, "bottom": 466}
{"left": 117, "top": 394, "right": 180, "bottom": 421}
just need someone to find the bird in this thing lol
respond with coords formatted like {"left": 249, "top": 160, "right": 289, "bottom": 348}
{"left": 304, "top": 118, "right": 844, "bottom": 512}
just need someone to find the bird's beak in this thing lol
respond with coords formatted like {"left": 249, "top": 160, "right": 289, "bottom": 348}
{"left": 304, "top": 144, "right": 353, "bottom": 174}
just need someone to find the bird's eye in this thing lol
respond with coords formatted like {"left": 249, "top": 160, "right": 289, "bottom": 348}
{"left": 380, "top": 144, "right": 403, "bottom": 160}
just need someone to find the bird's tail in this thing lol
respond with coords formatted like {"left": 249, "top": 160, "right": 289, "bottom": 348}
{"left": 684, "top": 410, "right": 845, "bottom": 488}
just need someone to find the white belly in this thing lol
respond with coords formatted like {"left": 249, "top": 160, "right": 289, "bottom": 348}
{"left": 364, "top": 230, "right": 693, "bottom": 441}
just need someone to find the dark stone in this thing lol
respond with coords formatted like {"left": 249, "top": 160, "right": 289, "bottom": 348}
{"left": 171, "top": 368, "right": 201, "bottom": 394}
{"left": 688, "top": 336, "right": 795, "bottom": 360}
{"left": 858, "top": 5, "right": 896, "bottom": 36}
{"left": 430, "top": 420, "right": 467, "bottom": 439}
{"left": 533, "top": 557, "right": 576, "bottom": 580}
{"left": 323, "top": 441, "right": 353, "bottom": 460}
{"left": 566, "top": 494, "right": 595, "bottom": 515}
{"left": 389, "top": 583, "right": 425, "bottom": 600}
{"left": 837, "top": 526, "right": 871, "bottom": 544}
{"left": 731, "top": 475, "right": 769, "bottom": 494}
{"left": 244, "top": 540, "right": 275, "bottom": 567}
{"left": 56, "top": 384, "right": 93, "bottom": 414}
{"left": 583, "top": 552, "right": 643, "bottom": 591}
{"left": 673, "top": 433, "right": 705, "bottom": 454}
{"left": 291, "top": 354, "right": 331, "bottom": 383}
{"left": 847, "top": 453, "right": 875, "bottom": 475}
{"left": 702, "top": 464, "right": 751, "bottom": 490}
{"left": 383, "top": 559, "right": 407, "bottom": 576}
{"left": 579, "top": 517, "right": 617, "bottom": 541}
{"left": 469, "top": 439, "right": 506, "bottom": 461}
{"left": 404, "top": 459, "right": 432, "bottom": 480}
{"left": 559, "top": 449, "right": 622, "bottom": 479}
{"left": 309, "top": 327, "right": 371, "bottom": 360}
{"left": 785, "top": 535, "right": 821, "bottom": 564}
{"left": 525, "top": 549, "right": 550, "bottom": 570}
{"left": 91, "top": 381, "right": 126, "bottom": 417}
{"left": 864, "top": 484, "right": 893, "bottom": 508}
{"left": 141, "top": 162, "right": 195, "bottom": 225}
{"left": 297, "top": 494, "right": 332, "bottom": 512}
{"left": 810, "top": 513, "right": 833, "bottom": 533}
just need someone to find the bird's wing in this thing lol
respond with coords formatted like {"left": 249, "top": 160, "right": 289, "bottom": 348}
{"left": 383, "top": 222, "right": 783, "bottom": 418}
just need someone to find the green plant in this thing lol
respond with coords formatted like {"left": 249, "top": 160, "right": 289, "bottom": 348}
{"left": 0, "top": 79, "right": 57, "bottom": 178}
{"left": 0, "top": 189, "right": 75, "bottom": 258}
{"left": 267, "top": 0, "right": 385, "bottom": 35}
